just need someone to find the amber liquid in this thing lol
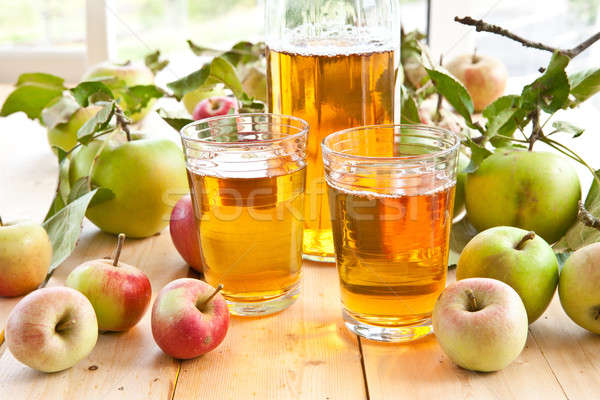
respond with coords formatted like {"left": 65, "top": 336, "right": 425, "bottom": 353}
{"left": 187, "top": 168, "right": 305, "bottom": 302}
{"left": 327, "top": 184, "right": 455, "bottom": 327}
{"left": 267, "top": 47, "right": 396, "bottom": 260}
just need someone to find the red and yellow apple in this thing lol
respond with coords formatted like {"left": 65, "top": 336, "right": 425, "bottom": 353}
{"left": 192, "top": 96, "right": 237, "bottom": 120}
{"left": 151, "top": 278, "right": 229, "bottom": 359}
{"left": 0, "top": 220, "right": 52, "bottom": 297}
{"left": 433, "top": 278, "right": 528, "bottom": 372}
{"left": 170, "top": 195, "right": 204, "bottom": 272}
{"left": 5, "top": 287, "right": 98, "bottom": 372}
{"left": 66, "top": 234, "right": 152, "bottom": 332}
{"left": 446, "top": 53, "right": 508, "bottom": 112}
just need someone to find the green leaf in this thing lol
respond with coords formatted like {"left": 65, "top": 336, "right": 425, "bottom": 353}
{"left": 569, "top": 68, "right": 600, "bottom": 105}
{"left": 400, "top": 87, "right": 421, "bottom": 124}
{"left": 448, "top": 217, "right": 479, "bottom": 266}
{"left": 144, "top": 49, "right": 169, "bottom": 75}
{"left": 1, "top": 72, "right": 67, "bottom": 120}
{"left": 77, "top": 102, "right": 115, "bottom": 145}
{"left": 187, "top": 40, "right": 264, "bottom": 67}
{"left": 521, "top": 52, "right": 571, "bottom": 113}
{"left": 464, "top": 137, "right": 492, "bottom": 173}
{"left": 17, "top": 73, "right": 65, "bottom": 89}
{"left": 41, "top": 95, "right": 81, "bottom": 130}
{"left": 555, "top": 251, "right": 572, "bottom": 269}
{"left": 70, "top": 81, "right": 114, "bottom": 107}
{"left": 156, "top": 108, "right": 194, "bottom": 132}
{"left": 44, "top": 149, "right": 70, "bottom": 222}
{"left": 482, "top": 95, "right": 528, "bottom": 142}
{"left": 167, "top": 57, "right": 243, "bottom": 100}
{"left": 42, "top": 189, "right": 98, "bottom": 274}
{"left": 552, "top": 120, "right": 585, "bottom": 138}
{"left": 426, "top": 68, "right": 474, "bottom": 124}
{"left": 555, "top": 170, "right": 600, "bottom": 252}
{"left": 119, "top": 85, "right": 164, "bottom": 116}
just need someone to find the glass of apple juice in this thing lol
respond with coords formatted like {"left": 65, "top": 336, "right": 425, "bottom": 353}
{"left": 322, "top": 124, "right": 460, "bottom": 342}
{"left": 180, "top": 114, "right": 308, "bottom": 316}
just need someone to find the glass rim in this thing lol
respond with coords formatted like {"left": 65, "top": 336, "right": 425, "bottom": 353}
{"left": 321, "top": 123, "right": 461, "bottom": 162}
{"left": 180, "top": 113, "right": 309, "bottom": 147}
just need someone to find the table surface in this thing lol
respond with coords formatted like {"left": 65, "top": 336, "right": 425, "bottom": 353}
{"left": 0, "top": 85, "right": 600, "bottom": 400}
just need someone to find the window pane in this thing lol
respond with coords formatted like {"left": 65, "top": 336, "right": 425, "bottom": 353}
{"left": 0, "top": 0, "right": 86, "bottom": 49}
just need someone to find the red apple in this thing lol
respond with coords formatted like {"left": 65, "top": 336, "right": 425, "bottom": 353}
{"left": 151, "top": 278, "right": 229, "bottom": 359}
{"left": 192, "top": 96, "right": 237, "bottom": 120}
{"left": 6, "top": 287, "right": 98, "bottom": 372}
{"left": 446, "top": 53, "right": 508, "bottom": 112}
{"left": 0, "top": 219, "right": 52, "bottom": 297}
{"left": 66, "top": 234, "right": 152, "bottom": 332}
{"left": 433, "top": 278, "right": 528, "bottom": 372}
{"left": 170, "top": 195, "right": 204, "bottom": 272}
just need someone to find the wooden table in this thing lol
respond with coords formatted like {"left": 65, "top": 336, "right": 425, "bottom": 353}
{"left": 1, "top": 86, "right": 600, "bottom": 399}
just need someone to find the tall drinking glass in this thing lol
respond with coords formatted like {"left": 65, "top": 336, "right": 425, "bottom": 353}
{"left": 266, "top": 0, "right": 400, "bottom": 262}
{"left": 180, "top": 114, "right": 308, "bottom": 316}
{"left": 323, "top": 124, "right": 459, "bottom": 342}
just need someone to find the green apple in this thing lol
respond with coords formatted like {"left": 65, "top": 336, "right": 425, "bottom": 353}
{"left": 6, "top": 287, "right": 98, "bottom": 372}
{"left": 82, "top": 61, "right": 155, "bottom": 122}
{"left": 433, "top": 277, "right": 528, "bottom": 372}
{"left": 69, "top": 133, "right": 188, "bottom": 238}
{"left": 66, "top": 234, "right": 152, "bottom": 332}
{"left": 182, "top": 86, "right": 227, "bottom": 115}
{"left": 465, "top": 151, "right": 581, "bottom": 244}
{"left": 559, "top": 243, "right": 600, "bottom": 334}
{"left": 453, "top": 151, "right": 470, "bottom": 218}
{"left": 0, "top": 220, "right": 52, "bottom": 297}
{"left": 457, "top": 226, "right": 559, "bottom": 323}
{"left": 47, "top": 105, "right": 102, "bottom": 152}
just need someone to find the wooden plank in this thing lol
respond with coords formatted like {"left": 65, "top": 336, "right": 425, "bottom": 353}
{"left": 360, "top": 271, "right": 568, "bottom": 400}
{"left": 529, "top": 296, "right": 600, "bottom": 400}
{"left": 173, "top": 262, "right": 367, "bottom": 400}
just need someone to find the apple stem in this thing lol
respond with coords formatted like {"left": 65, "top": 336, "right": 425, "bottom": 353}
{"left": 472, "top": 47, "right": 479, "bottom": 64}
{"left": 465, "top": 289, "right": 480, "bottom": 312}
{"left": 112, "top": 233, "right": 126, "bottom": 267}
{"left": 55, "top": 319, "right": 77, "bottom": 332}
{"left": 515, "top": 231, "right": 536, "bottom": 250}
{"left": 197, "top": 284, "right": 224, "bottom": 311}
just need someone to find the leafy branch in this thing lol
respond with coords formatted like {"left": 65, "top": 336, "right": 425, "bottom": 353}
{"left": 455, "top": 16, "right": 600, "bottom": 58}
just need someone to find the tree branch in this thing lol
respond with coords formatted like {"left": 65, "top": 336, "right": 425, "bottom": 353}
{"left": 578, "top": 201, "right": 600, "bottom": 231}
{"left": 455, "top": 16, "right": 600, "bottom": 58}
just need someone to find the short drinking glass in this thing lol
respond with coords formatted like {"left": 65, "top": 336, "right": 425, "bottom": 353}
{"left": 322, "top": 124, "right": 459, "bottom": 341}
{"left": 180, "top": 114, "right": 308, "bottom": 316}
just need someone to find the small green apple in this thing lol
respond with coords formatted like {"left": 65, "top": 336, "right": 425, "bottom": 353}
{"left": 559, "top": 243, "right": 600, "bottom": 334}
{"left": 453, "top": 151, "right": 470, "bottom": 218}
{"left": 69, "top": 133, "right": 188, "bottom": 238}
{"left": 465, "top": 151, "right": 581, "bottom": 244}
{"left": 0, "top": 220, "right": 52, "bottom": 297}
{"left": 47, "top": 105, "right": 102, "bottom": 152}
{"left": 182, "top": 86, "right": 227, "bottom": 115}
{"left": 433, "top": 278, "right": 528, "bottom": 372}
{"left": 83, "top": 61, "right": 155, "bottom": 122}
{"left": 456, "top": 226, "right": 559, "bottom": 323}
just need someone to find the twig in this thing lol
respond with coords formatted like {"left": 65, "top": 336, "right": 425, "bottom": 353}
{"left": 578, "top": 201, "right": 600, "bottom": 231}
{"left": 455, "top": 16, "right": 600, "bottom": 58}
{"left": 114, "top": 104, "right": 132, "bottom": 141}
{"left": 528, "top": 109, "right": 543, "bottom": 151}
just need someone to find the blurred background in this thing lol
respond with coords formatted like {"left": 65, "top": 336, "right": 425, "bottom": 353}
{"left": 0, "top": 0, "right": 599, "bottom": 107}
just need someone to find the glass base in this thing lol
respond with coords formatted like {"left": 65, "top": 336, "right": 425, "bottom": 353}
{"left": 226, "top": 283, "right": 300, "bottom": 316}
{"left": 343, "top": 309, "right": 433, "bottom": 343}
{"left": 302, "top": 252, "right": 336, "bottom": 263}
